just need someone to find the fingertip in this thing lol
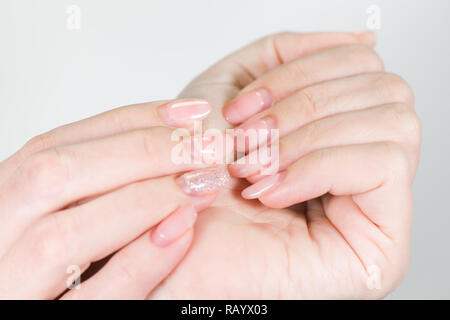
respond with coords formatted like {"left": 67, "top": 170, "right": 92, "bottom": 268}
{"left": 246, "top": 173, "right": 264, "bottom": 183}
{"left": 355, "top": 30, "right": 376, "bottom": 47}
{"left": 151, "top": 205, "right": 197, "bottom": 247}
{"left": 158, "top": 99, "right": 212, "bottom": 128}
{"left": 258, "top": 195, "right": 287, "bottom": 209}
{"left": 172, "top": 227, "right": 195, "bottom": 249}
{"left": 223, "top": 89, "right": 273, "bottom": 125}
{"left": 222, "top": 103, "right": 241, "bottom": 125}
{"left": 241, "top": 172, "right": 286, "bottom": 200}
{"left": 228, "top": 162, "right": 260, "bottom": 178}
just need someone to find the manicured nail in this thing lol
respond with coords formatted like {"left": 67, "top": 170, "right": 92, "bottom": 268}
{"left": 223, "top": 88, "right": 273, "bottom": 125}
{"left": 183, "top": 133, "right": 234, "bottom": 165}
{"left": 228, "top": 149, "right": 270, "bottom": 177}
{"left": 241, "top": 171, "right": 286, "bottom": 199}
{"left": 176, "top": 167, "right": 230, "bottom": 196}
{"left": 235, "top": 116, "right": 277, "bottom": 152}
{"left": 152, "top": 204, "right": 197, "bottom": 247}
{"left": 158, "top": 99, "right": 212, "bottom": 127}
{"left": 228, "top": 161, "right": 262, "bottom": 178}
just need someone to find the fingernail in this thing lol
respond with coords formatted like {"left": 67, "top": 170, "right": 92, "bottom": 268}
{"left": 228, "top": 149, "right": 268, "bottom": 177}
{"left": 176, "top": 167, "right": 230, "bottom": 196}
{"left": 235, "top": 116, "right": 277, "bottom": 152}
{"left": 152, "top": 204, "right": 197, "bottom": 247}
{"left": 223, "top": 88, "right": 273, "bottom": 125}
{"left": 241, "top": 171, "right": 286, "bottom": 199}
{"left": 184, "top": 133, "right": 234, "bottom": 165}
{"left": 228, "top": 161, "right": 262, "bottom": 178}
{"left": 158, "top": 99, "right": 212, "bottom": 127}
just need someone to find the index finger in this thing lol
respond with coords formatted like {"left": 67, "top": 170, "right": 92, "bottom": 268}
{"left": 0, "top": 99, "right": 212, "bottom": 184}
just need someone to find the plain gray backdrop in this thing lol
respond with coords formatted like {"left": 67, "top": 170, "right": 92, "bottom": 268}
{"left": 1, "top": 0, "right": 449, "bottom": 299}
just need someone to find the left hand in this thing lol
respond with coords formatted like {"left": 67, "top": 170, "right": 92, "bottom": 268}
{"left": 0, "top": 99, "right": 219, "bottom": 299}
{"left": 150, "top": 31, "right": 421, "bottom": 299}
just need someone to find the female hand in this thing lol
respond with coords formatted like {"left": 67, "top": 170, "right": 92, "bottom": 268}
{"left": 150, "top": 31, "right": 421, "bottom": 299}
{"left": 0, "top": 98, "right": 230, "bottom": 299}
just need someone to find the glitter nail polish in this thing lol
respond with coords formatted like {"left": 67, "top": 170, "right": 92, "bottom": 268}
{"left": 176, "top": 167, "right": 230, "bottom": 196}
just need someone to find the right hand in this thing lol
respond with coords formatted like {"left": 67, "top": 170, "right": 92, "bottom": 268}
{"left": 0, "top": 98, "right": 225, "bottom": 299}
{"left": 151, "top": 31, "right": 417, "bottom": 299}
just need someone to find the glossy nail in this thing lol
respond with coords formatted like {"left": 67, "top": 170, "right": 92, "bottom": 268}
{"left": 241, "top": 171, "right": 286, "bottom": 199}
{"left": 176, "top": 167, "right": 230, "bottom": 196}
{"left": 228, "top": 153, "right": 263, "bottom": 178}
{"left": 228, "top": 161, "right": 262, "bottom": 178}
{"left": 235, "top": 116, "right": 277, "bottom": 152}
{"left": 223, "top": 88, "right": 273, "bottom": 125}
{"left": 158, "top": 99, "right": 212, "bottom": 127}
{"left": 183, "top": 133, "right": 234, "bottom": 165}
{"left": 152, "top": 204, "right": 197, "bottom": 247}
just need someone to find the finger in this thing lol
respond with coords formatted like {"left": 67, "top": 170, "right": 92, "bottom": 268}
{"left": 242, "top": 143, "right": 413, "bottom": 290}
{"left": 0, "top": 168, "right": 228, "bottom": 299}
{"left": 179, "top": 31, "right": 375, "bottom": 129}
{"left": 241, "top": 143, "right": 412, "bottom": 234}
{"left": 210, "top": 31, "right": 375, "bottom": 81}
{"left": 0, "top": 99, "right": 212, "bottom": 184}
{"left": 231, "top": 71, "right": 414, "bottom": 153}
{"left": 62, "top": 206, "right": 197, "bottom": 300}
{"left": 229, "top": 102, "right": 421, "bottom": 179}
{"left": 0, "top": 125, "right": 229, "bottom": 256}
{"left": 223, "top": 44, "right": 384, "bottom": 125}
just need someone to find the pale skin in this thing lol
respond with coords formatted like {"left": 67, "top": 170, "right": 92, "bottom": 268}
{"left": 0, "top": 31, "right": 421, "bottom": 299}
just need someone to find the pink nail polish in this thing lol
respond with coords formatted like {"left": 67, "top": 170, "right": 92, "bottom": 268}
{"left": 228, "top": 161, "right": 262, "bottom": 178}
{"left": 176, "top": 167, "right": 230, "bottom": 196}
{"left": 183, "top": 133, "right": 234, "bottom": 165}
{"left": 223, "top": 88, "right": 273, "bottom": 125}
{"left": 241, "top": 171, "right": 286, "bottom": 199}
{"left": 228, "top": 148, "right": 275, "bottom": 177}
{"left": 235, "top": 116, "right": 277, "bottom": 152}
{"left": 158, "top": 99, "right": 212, "bottom": 127}
{"left": 152, "top": 204, "right": 197, "bottom": 247}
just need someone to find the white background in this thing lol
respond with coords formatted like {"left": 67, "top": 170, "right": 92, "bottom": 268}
{"left": 1, "top": 0, "right": 449, "bottom": 298}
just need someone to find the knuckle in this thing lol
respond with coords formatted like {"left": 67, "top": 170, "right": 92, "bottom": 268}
{"left": 344, "top": 44, "right": 384, "bottom": 71}
{"left": 30, "top": 217, "right": 69, "bottom": 262}
{"left": 378, "top": 73, "right": 415, "bottom": 106}
{"left": 290, "top": 59, "right": 311, "bottom": 83}
{"left": 378, "top": 141, "right": 410, "bottom": 173}
{"left": 139, "top": 127, "right": 171, "bottom": 158}
{"left": 115, "top": 254, "right": 141, "bottom": 283}
{"left": 139, "top": 128, "right": 158, "bottom": 158}
{"left": 21, "top": 132, "right": 55, "bottom": 159}
{"left": 301, "top": 120, "right": 322, "bottom": 147}
{"left": 109, "top": 107, "right": 135, "bottom": 132}
{"left": 265, "top": 31, "right": 296, "bottom": 46}
{"left": 297, "top": 89, "right": 321, "bottom": 118}
{"left": 259, "top": 31, "right": 295, "bottom": 66}
{"left": 388, "top": 104, "right": 422, "bottom": 142}
{"left": 265, "top": 31, "right": 295, "bottom": 43}
{"left": 21, "top": 149, "right": 69, "bottom": 195}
